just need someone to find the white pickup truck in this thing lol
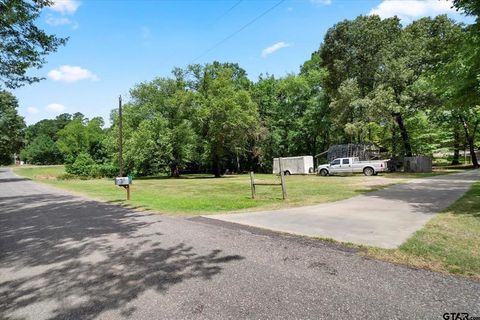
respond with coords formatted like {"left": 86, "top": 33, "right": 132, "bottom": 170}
{"left": 317, "top": 157, "right": 388, "bottom": 176}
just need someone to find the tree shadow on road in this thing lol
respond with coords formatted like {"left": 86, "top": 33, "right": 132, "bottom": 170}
{"left": 0, "top": 191, "right": 243, "bottom": 319}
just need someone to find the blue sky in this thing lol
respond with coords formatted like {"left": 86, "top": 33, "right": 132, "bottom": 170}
{"left": 14, "top": 0, "right": 472, "bottom": 125}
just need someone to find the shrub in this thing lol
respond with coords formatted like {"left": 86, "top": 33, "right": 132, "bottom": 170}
{"left": 65, "top": 153, "right": 119, "bottom": 178}
{"left": 98, "top": 163, "right": 119, "bottom": 178}
{"left": 65, "top": 153, "right": 96, "bottom": 176}
{"left": 21, "top": 135, "right": 63, "bottom": 165}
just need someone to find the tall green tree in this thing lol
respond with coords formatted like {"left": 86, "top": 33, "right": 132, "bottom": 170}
{"left": 126, "top": 75, "right": 197, "bottom": 177}
{"left": 25, "top": 116, "right": 69, "bottom": 145}
{"left": 309, "top": 15, "right": 463, "bottom": 159}
{"left": 21, "top": 134, "right": 62, "bottom": 164}
{"left": 429, "top": 15, "right": 479, "bottom": 167}
{"left": 454, "top": 0, "right": 480, "bottom": 20}
{"left": 317, "top": 15, "right": 409, "bottom": 155}
{"left": 21, "top": 113, "right": 72, "bottom": 164}
{"left": 0, "top": 90, "right": 25, "bottom": 165}
{"left": 123, "top": 116, "right": 171, "bottom": 177}
{"left": 193, "top": 63, "right": 259, "bottom": 177}
{"left": 0, "top": 0, "right": 67, "bottom": 89}
{"left": 57, "top": 116, "right": 106, "bottom": 163}
{"left": 251, "top": 74, "right": 279, "bottom": 171}
{"left": 252, "top": 69, "right": 329, "bottom": 171}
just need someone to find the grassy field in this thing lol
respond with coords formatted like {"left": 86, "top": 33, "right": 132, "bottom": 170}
{"left": 13, "top": 165, "right": 406, "bottom": 215}
{"left": 365, "top": 180, "right": 480, "bottom": 279}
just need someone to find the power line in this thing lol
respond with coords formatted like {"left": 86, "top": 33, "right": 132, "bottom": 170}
{"left": 207, "top": 0, "right": 243, "bottom": 28}
{"left": 192, "top": 0, "right": 285, "bottom": 63}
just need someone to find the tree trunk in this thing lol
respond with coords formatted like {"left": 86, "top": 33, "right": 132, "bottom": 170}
{"left": 451, "top": 125, "right": 460, "bottom": 165}
{"left": 170, "top": 165, "right": 180, "bottom": 178}
{"left": 212, "top": 154, "right": 222, "bottom": 178}
{"left": 393, "top": 113, "right": 413, "bottom": 157}
{"left": 391, "top": 119, "right": 398, "bottom": 158}
{"left": 461, "top": 117, "right": 479, "bottom": 168}
{"left": 236, "top": 152, "right": 240, "bottom": 173}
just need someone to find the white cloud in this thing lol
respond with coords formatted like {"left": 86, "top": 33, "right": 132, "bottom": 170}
{"left": 369, "top": 0, "right": 455, "bottom": 23}
{"left": 46, "top": 104, "right": 66, "bottom": 113}
{"left": 46, "top": 15, "right": 73, "bottom": 26}
{"left": 48, "top": 65, "right": 99, "bottom": 83}
{"left": 27, "top": 107, "right": 39, "bottom": 114}
{"left": 261, "top": 42, "right": 291, "bottom": 58}
{"left": 49, "top": 0, "right": 80, "bottom": 14}
{"left": 311, "top": 0, "right": 332, "bottom": 5}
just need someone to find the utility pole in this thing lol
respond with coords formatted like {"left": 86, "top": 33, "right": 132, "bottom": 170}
{"left": 118, "top": 95, "right": 123, "bottom": 177}
{"left": 115, "top": 95, "right": 130, "bottom": 200}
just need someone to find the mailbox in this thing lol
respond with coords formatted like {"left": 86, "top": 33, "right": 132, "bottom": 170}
{"left": 115, "top": 177, "right": 131, "bottom": 186}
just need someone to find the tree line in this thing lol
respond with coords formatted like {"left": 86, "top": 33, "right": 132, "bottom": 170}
{"left": 1, "top": 2, "right": 479, "bottom": 176}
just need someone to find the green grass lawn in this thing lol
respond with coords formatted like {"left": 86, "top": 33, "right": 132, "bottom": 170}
{"left": 366, "top": 180, "right": 480, "bottom": 279}
{"left": 13, "top": 165, "right": 404, "bottom": 215}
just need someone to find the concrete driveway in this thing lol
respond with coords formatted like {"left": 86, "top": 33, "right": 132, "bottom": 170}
{"left": 207, "top": 170, "right": 480, "bottom": 248}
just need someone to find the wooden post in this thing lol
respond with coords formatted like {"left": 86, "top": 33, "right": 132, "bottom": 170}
{"left": 126, "top": 185, "right": 130, "bottom": 201}
{"left": 279, "top": 157, "right": 287, "bottom": 200}
{"left": 250, "top": 171, "right": 256, "bottom": 199}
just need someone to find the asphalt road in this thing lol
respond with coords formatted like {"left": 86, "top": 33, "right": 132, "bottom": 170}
{"left": 1, "top": 168, "right": 479, "bottom": 320}
{"left": 208, "top": 170, "right": 480, "bottom": 248}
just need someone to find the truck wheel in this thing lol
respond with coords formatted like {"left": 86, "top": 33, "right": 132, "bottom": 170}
{"left": 363, "top": 167, "right": 374, "bottom": 176}
{"left": 319, "top": 169, "right": 328, "bottom": 176}
{"left": 284, "top": 170, "right": 291, "bottom": 176}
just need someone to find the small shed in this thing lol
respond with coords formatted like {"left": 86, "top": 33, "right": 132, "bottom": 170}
{"left": 404, "top": 156, "right": 432, "bottom": 173}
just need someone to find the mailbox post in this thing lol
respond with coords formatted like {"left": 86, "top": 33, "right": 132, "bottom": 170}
{"left": 115, "top": 176, "right": 131, "bottom": 200}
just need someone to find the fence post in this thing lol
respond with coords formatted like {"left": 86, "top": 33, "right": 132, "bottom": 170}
{"left": 279, "top": 158, "right": 287, "bottom": 199}
{"left": 250, "top": 171, "right": 256, "bottom": 199}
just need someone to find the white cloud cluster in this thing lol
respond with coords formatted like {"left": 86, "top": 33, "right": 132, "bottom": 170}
{"left": 261, "top": 42, "right": 290, "bottom": 58}
{"left": 46, "top": 103, "right": 66, "bottom": 113}
{"left": 48, "top": 65, "right": 99, "bottom": 83}
{"left": 46, "top": 0, "right": 80, "bottom": 29}
{"left": 369, "top": 0, "right": 455, "bottom": 22}
{"left": 27, "top": 104, "right": 67, "bottom": 114}
{"left": 48, "top": 0, "right": 80, "bottom": 14}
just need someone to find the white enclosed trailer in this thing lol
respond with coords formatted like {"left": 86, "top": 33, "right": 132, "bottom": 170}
{"left": 272, "top": 156, "right": 314, "bottom": 175}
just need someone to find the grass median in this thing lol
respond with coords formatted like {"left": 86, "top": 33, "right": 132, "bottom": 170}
{"left": 365, "top": 180, "right": 480, "bottom": 279}
{"left": 13, "top": 165, "right": 404, "bottom": 215}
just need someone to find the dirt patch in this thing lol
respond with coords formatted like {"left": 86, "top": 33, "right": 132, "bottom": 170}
{"left": 36, "top": 175, "right": 57, "bottom": 180}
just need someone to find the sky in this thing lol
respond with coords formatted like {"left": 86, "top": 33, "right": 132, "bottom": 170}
{"left": 13, "top": 0, "right": 473, "bottom": 126}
